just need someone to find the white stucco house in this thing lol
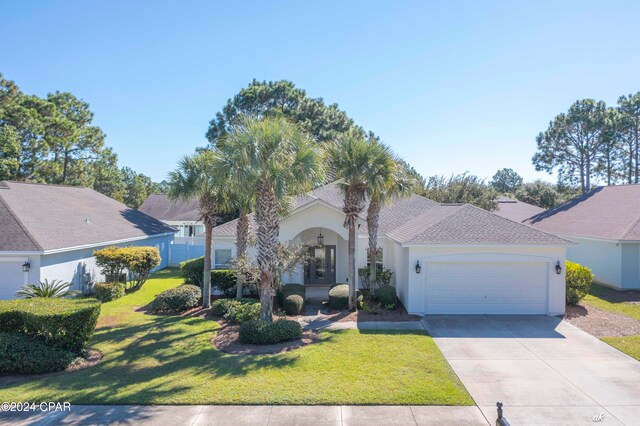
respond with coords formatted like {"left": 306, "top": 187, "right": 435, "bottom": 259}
{"left": 212, "top": 183, "right": 571, "bottom": 316}
{"left": 0, "top": 181, "right": 175, "bottom": 299}
{"left": 526, "top": 185, "right": 640, "bottom": 290}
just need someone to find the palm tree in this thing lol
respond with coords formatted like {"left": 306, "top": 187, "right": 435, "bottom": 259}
{"left": 328, "top": 133, "right": 395, "bottom": 309}
{"left": 214, "top": 116, "right": 324, "bottom": 321}
{"left": 168, "top": 151, "right": 223, "bottom": 308}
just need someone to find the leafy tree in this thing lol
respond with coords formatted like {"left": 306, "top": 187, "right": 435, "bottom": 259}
{"left": 91, "top": 148, "right": 126, "bottom": 202}
{"left": 533, "top": 99, "right": 607, "bottom": 193}
{"left": 121, "top": 167, "right": 158, "bottom": 209}
{"left": 617, "top": 92, "right": 640, "bottom": 184}
{"left": 214, "top": 116, "right": 324, "bottom": 321}
{"left": 206, "top": 79, "right": 356, "bottom": 147}
{"left": 514, "top": 180, "right": 559, "bottom": 209}
{"left": 422, "top": 173, "right": 498, "bottom": 211}
{"left": 168, "top": 152, "right": 226, "bottom": 308}
{"left": 0, "top": 125, "right": 20, "bottom": 179}
{"left": 594, "top": 108, "right": 624, "bottom": 185}
{"left": 490, "top": 168, "right": 523, "bottom": 193}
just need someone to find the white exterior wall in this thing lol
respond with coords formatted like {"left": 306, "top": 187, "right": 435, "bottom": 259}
{"left": 387, "top": 239, "right": 409, "bottom": 309}
{"left": 406, "top": 245, "right": 566, "bottom": 316}
{"left": 0, "top": 254, "right": 42, "bottom": 299}
{"left": 565, "top": 236, "right": 622, "bottom": 288}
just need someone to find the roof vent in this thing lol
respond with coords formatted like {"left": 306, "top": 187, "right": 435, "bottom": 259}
{"left": 84, "top": 217, "right": 91, "bottom": 224}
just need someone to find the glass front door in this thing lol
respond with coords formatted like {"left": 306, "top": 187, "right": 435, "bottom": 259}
{"left": 306, "top": 245, "right": 336, "bottom": 285}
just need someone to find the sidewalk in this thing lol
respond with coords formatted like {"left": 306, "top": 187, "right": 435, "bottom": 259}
{"left": 1, "top": 405, "right": 490, "bottom": 425}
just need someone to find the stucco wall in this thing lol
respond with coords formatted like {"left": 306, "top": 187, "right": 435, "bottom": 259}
{"left": 0, "top": 254, "right": 41, "bottom": 299}
{"left": 566, "top": 237, "right": 622, "bottom": 288}
{"left": 621, "top": 243, "right": 640, "bottom": 289}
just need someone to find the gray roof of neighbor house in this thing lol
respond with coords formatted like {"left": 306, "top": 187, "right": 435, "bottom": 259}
{"left": 212, "top": 182, "right": 569, "bottom": 245}
{"left": 525, "top": 185, "right": 640, "bottom": 241}
{"left": 0, "top": 181, "right": 176, "bottom": 252}
{"left": 493, "top": 196, "right": 545, "bottom": 223}
{"left": 139, "top": 194, "right": 201, "bottom": 222}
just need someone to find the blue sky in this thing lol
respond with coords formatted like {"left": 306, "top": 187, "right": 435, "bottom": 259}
{"left": 2, "top": 1, "right": 639, "bottom": 183}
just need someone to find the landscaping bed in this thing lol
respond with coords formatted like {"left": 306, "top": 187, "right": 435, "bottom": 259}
{"left": 565, "top": 303, "right": 640, "bottom": 337}
{"left": 213, "top": 325, "right": 318, "bottom": 355}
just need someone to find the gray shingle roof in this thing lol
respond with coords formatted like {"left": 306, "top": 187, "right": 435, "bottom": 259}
{"left": 494, "top": 196, "right": 545, "bottom": 223}
{"left": 139, "top": 194, "right": 200, "bottom": 221}
{"left": 525, "top": 185, "right": 640, "bottom": 241}
{"left": 0, "top": 181, "right": 176, "bottom": 251}
{"left": 212, "top": 182, "right": 568, "bottom": 245}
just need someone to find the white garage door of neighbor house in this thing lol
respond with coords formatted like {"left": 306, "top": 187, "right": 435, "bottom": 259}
{"left": 425, "top": 261, "right": 548, "bottom": 315}
{"left": 0, "top": 262, "right": 25, "bottom": 299}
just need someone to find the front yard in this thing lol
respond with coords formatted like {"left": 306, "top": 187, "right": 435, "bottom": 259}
{"left": 0, "top": 269, "right": 472, "bottom": 405}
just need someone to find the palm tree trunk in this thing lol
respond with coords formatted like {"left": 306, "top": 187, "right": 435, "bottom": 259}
{"left": 235, "top": 210, "right": 249, "bottom": 299}
{"left": 256, "top": 181, "right": 278, "bottom": 322}
{"left": 202, "top": 221, "right": 212, "bottom": 309}
{"left": 348, "top": 221, "right": 356, "bottom": 310}
{"left": 367, "top": 199, "right": 381, "bottom": 292}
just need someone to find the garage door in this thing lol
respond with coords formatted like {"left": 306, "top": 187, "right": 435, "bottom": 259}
{"left": 0, "top": 262, "right": 24, "bottom": 299}
{"left": 425, "top": 261, "right": 548, "bottom": 315}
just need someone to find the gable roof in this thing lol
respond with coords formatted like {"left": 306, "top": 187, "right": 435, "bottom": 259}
{"left": 493, "top": 196, "right": 545, "bottom": 223}
{"left": 0, "top": 181, "right": 176, "bottom": 252}
{"left": 139, "top": 194, "right": 200, "bottom": 222}
{"left": 212, "top": 182, "right": 569, "bottom": 246}
{"left": 524, "top": 185, "right": 640, "bottom": 241}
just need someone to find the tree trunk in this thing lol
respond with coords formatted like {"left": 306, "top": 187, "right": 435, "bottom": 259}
{"left": 202, "top": 221, "right": 212, "bottom": 309}
{"left": 62, "top": 150, "right": 69, "bottom": 184}
{"left": 236, "top": 210, "right": 249, "bottom": 299}
{"left": 256, "top": 181, "right": 279, "bottom": 322}
{"left": 348, "top": 220, "right": 356, "bottom": 310}
{"left": 635, "top": 123, "right": 639, "bottom": 184}
{"left": 367, "top": 199, "right": 381, "bottom": 292}
{"left": 585, "top": 159, "right": 591, "bottom": 192}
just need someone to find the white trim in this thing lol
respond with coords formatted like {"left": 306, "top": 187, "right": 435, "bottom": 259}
{"left": 558, "top": 234, "right": 640, "bottom": 244}
{"left": 0, "top": 257, "right": 29, "bottom": 262}
{"left": 400, "top": 242, "right": 574, "bottom": 248}
{"left": 0, "top": 251, "right": 42, "bottom": 256}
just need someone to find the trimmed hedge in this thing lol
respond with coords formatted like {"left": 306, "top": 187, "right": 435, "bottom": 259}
{"left": 0, "top": 332, "right": 75, "bottom": 374}
{"left": 239, "top": 319, "right": 302, "bottom": 345}
{"left": 93, "top": 282, "right": 125, "bottom": 303}
{"left": 211, "top": 270, "right": 237, "bottom": 296}
{"left": 375, "top": 286, "right": 397, "bottom": 308}
{"left": 211, "top": 298, "right": 260, "bottom": 323}
{"left": 180, "top": 257, "right": 205, "bottom": 286}
{"left": 0, "top": 298, "right": 101, "bottom": 353}
{"left": 329, "top": 284, "right": 349, "bottom": 310}
{"left": 276, "top": 283, "right": 306, "bottom": 313}
{"left": 151, "top": 285, "right": 201, "bottom": 313}
{"left": 179, "top": 257, "right": 238, "bottom": 296}
{"left": 211, "top": 298, "right": 257, "bottom": 317}
{"left": 283, "top": 294, "right": 304, "bottom": 315}
{"left": 566, "top": 261, "right": 593, "bottom": 305}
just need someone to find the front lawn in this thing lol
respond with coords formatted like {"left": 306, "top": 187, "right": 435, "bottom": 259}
{"left": 0, "top": 269, "right": 472, "bottom": 405}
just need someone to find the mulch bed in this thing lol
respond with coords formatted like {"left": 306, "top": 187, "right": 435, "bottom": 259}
{"left": 564, "top": 303, "right": 640, "bottom": 337}
{"left": 292, "top": 300, "right": 421, "bottom": 323}
{"left": 0, "top": 349, "right": 103, "bottom": 385}
{"left": 213, "top": 325, "right": 318, "bottom": 355}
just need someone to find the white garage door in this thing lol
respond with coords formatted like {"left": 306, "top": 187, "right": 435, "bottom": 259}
{"left": 425, "top": 261, "right": 548, "bottom": 315}
{"left": 0, "top": 262, "right": 25, "bottom": 299}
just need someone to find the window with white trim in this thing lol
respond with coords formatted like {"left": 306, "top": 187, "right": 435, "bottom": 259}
{"left": 214, "top": 249, "right": 233, "bottom": 269}
{"left": 366, "top": 248, "right": 383, "bottom": 272}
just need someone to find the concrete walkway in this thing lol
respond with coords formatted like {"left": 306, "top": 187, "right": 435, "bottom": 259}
{"left": 1, "top": 405, "right": 491, "bottom": 425}
{"left": 422, "top": 315, "right": 640, "bottom": 425}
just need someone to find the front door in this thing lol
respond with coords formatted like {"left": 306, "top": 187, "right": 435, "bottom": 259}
{"left": 306, "top": 245, "right": 336, "bottom": 285}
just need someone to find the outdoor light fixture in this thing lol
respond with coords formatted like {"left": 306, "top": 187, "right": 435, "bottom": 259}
{"left": 555, "top": 261, "right": 562, "bottom": 275}
{"left": 22, "top": 261, "right": 30, "bottom": 272}
{"left": 317, "top": 231, "right": 324, "bottom": 246}
{"left": 415, "top": 260, "right": 422, "bottom": 274}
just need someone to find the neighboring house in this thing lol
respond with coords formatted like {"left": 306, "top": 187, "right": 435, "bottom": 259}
{"left": 0, "top": 181, "right": 175, "bottom": 299}
{"left": 525, "top": 185, "right": 640, "bottom": 290}
{"left": 494, "top": 196, "right": 545, "bottom": 222}
{"left": 139, "top": 194, "right": 204, "bottom": 239}
{"left": 212, "top": 182, "right": 570, "bottom": 316}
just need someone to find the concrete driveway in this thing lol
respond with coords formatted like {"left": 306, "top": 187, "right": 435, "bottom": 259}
{"left": 422, "top": 316, "right": 640, "bottom": 425}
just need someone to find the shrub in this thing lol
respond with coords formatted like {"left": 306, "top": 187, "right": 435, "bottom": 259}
{"left": 283, "top": 294, "right": 304, "bottom": 315}
{"left": 94, "top": 246, "right": 161, "bottom": 291}
{"left": 211, "top": 298, "right": 257, "bottom": 317}
{"left": 211, "top": 269, "right": 237, "bottom": 296}
{"left": 566, "top": 261, "right": 593, "bottom": 305}
{"left": 16, "top": 279, "right": 73, "bottom": 298}
{"left": 93, "top": 282, "right": 125, "bottom": 302}
{"left": 375, "top": 286, "right": 397, "bottom": 309}
{"left": 329, "top": 284, "right": 349, "bottom": 310}
{"left": 151, "top": 285, "right": 201, "bottom": 313}
{"left": 239, "top": 319, "right": 302, "bottom": 345}
{"left": 0, "top": 298, "right": 101, "bottom": 353}
{"left": 224, "top": 300, "right": 260, "bottom": 324}
{"left": 180, "top": 257, "right": 205, "bottom": 287}
{"left": 276, "top": 283, "right": 305, "bottom": 307}
{"left": 0, "top": 333, "right": 74, "bottom": 374}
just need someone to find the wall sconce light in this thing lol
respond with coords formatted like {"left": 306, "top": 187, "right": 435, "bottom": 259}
{"left": 317, "top": 231, "right": 324, "bottom": 246}
{"left": 555, "top": 261, "right": 562, "bottom": 275}
{"left": 415, "top": 260, "right": 422, "bottom": 274}
{"left": 22, "top": 261, "right": 31, "bottom": 273}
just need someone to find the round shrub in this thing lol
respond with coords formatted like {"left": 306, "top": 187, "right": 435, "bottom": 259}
{"left": 180, "top": 257, "right": 205, "bottom": 287}
{"left": 93, "top": 282, "right": 125, "bottom": 303}
{"left": 329, "top": 284, "right": 349, "bottom": 310}
{"left": 239, "top": 319, "right": 302, "bottom": 345}
{"left": 151, "top": 285, "right": 201, "bottom": 313}
{"left": 211, "top": 298, "right": 258, "bottom": 317}
{"left": 276, "top": 283, "right": 305, "bottom": 307}
{"left": 224, "top": 300, "right": 260, "bottom": 324}
{"left": 211, "top": 270, "right": 237, "bottom": 296}
{"left": 283, "top": 294, "right": 304, "bottom": 315}
{"left": 0, "top": 332, "right": 75, "bottom": 374}
{"left": 566, "top": 261, "right": 593, "bottom": 305}
{"left": 375, "top": 286, "right": 397, "bottom": 308}
{"left": 0, "top": 298, "right": 101, "bottom": 353}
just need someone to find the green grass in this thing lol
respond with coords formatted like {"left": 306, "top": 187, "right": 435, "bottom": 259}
{"left": 582, "top": 283, "right": 640, "bottom": 361}
{"left": 0, "top": 269, "right": 472, "bottom": 405}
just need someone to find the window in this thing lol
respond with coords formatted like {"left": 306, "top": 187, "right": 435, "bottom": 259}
{"left": 366, "top": 248, "right": 383, "bottom": 272}
{"left": 214, "top": 249, "right": 233, "bottom": 269}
